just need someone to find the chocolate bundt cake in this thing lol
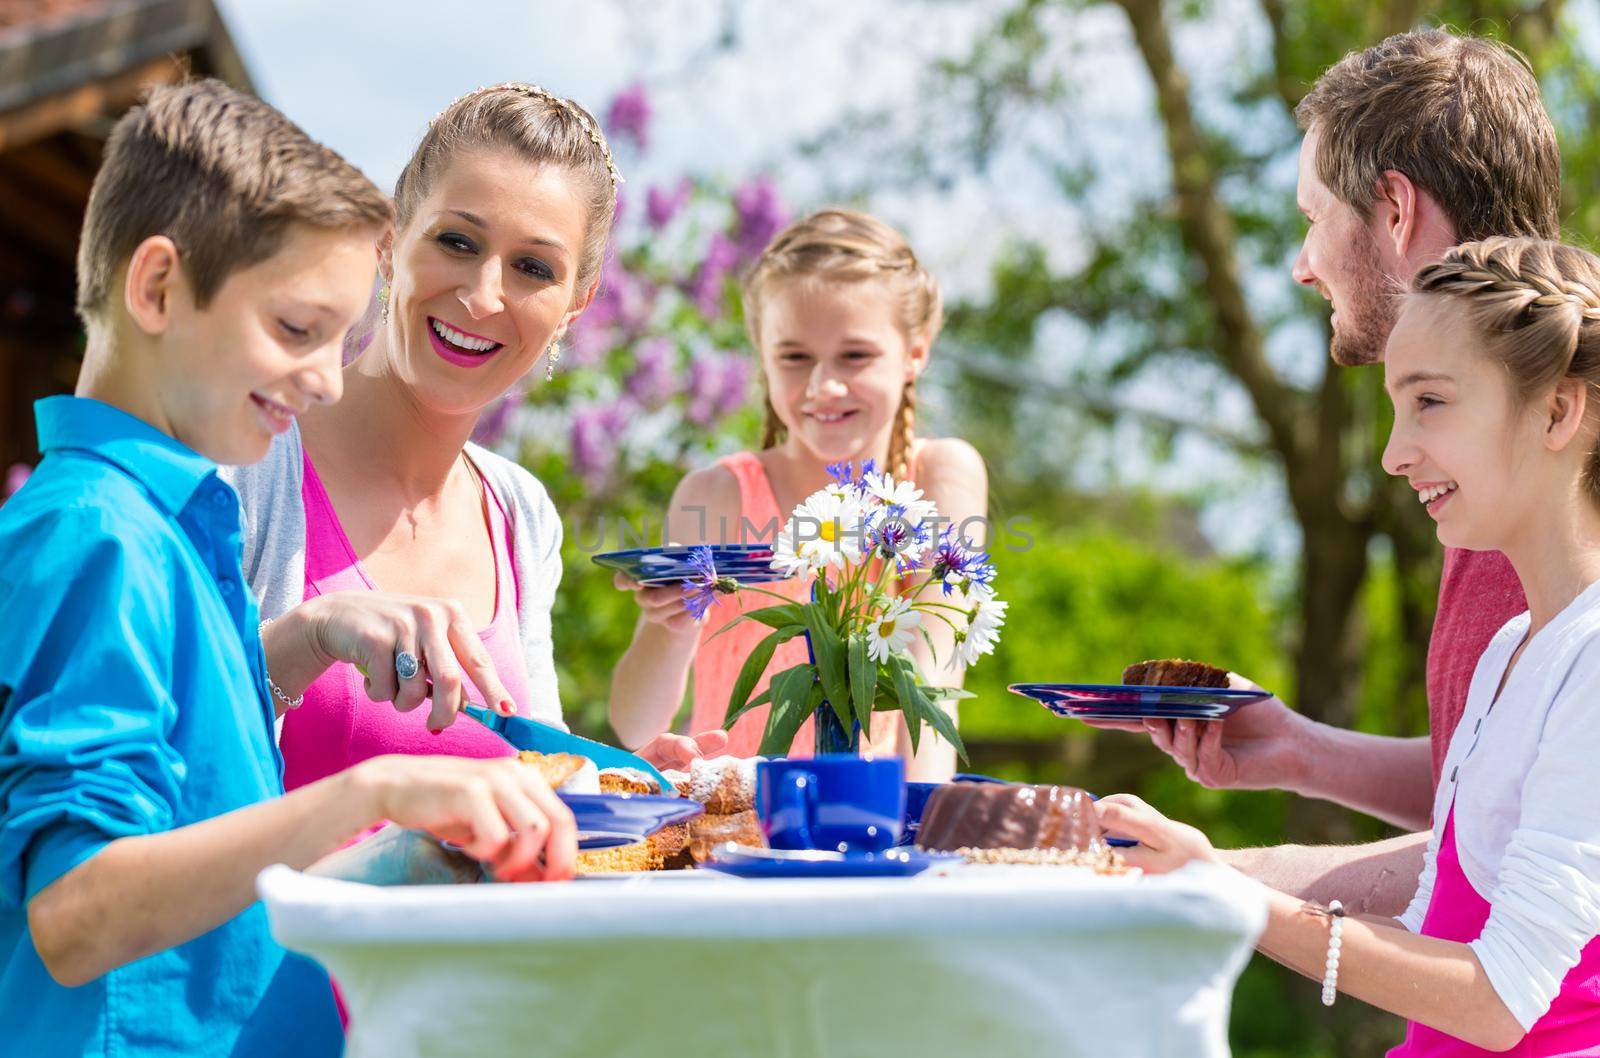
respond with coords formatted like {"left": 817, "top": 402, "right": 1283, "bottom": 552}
{"left": 915, "top": 783, "right": 1101, "bottom": 852}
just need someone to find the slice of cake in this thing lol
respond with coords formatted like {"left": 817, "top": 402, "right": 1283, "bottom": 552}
{"left": 516, "top": 750, "right": 592, "bottom": 788}
{"left": 1120, "top": 658, "right": 1230, "bottom": 688}
{"left": 915, "top": 783, "right": 1101, "bottom": 852}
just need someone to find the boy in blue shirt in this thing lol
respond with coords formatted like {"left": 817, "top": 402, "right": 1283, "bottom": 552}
{"left": 0, "top": 81, "right": 576, "bottom": 1058}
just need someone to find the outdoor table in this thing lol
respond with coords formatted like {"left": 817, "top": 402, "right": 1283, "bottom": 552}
{"left": 258, "top": 860, "right": 1266, "bottom": 1058}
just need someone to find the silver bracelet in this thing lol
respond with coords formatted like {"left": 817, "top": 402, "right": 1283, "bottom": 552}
{"left": 1319, "top": 899, "right": 1345, "bottom": 1006}
{"left": 258, "top": 618, "right": 305, "bottom": 709}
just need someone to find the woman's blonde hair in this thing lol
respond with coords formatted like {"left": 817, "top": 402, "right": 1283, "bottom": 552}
{"left": 393, "top": 83, "right": 620, "bottom": 291}
{"left": 1411, "top": 237, "right": 1600, "bottom": 497}
{"left": 741, "top": 208, "right": 943, "bottom": 481}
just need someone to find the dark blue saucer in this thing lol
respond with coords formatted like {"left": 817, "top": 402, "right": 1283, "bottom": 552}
{"left": 702, "top": 844, "right": 959, "bottom": 879}
{"left": 558, "top": 793, "right": 702, "bottom": 849}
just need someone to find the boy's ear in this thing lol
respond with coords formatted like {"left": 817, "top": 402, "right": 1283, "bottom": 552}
{"left": 123, "top": 235, "right": 183, "bottom": 336}
{"left": 1546, "top": 376, "right": 1590, "bottom": 453}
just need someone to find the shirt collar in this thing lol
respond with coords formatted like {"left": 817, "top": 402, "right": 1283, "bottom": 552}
{"left": 34, "top": 396, "right": 219, "bottom": 517}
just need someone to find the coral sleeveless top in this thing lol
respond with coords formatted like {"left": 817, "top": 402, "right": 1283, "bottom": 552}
{"left": 1387, "top": 804, "right": 1600, "bottom": 1056}
{"left": 689, "top": 451, "right": 903, "bottom": 757}
{"left": 279, "top": 450, "right": 532, "bottom": 792}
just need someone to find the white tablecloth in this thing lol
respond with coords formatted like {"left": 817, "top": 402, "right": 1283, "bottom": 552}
{"left": 258, "top": 861, "right": 1265, "bottom": 1058}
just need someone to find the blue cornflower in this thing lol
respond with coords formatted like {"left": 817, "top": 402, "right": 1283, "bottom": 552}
{"left": 930, "top": 526, "right": 987, "bottom": 595}
{"left": 681, "top": 545, "right": 738, "bottom": 621}
{"left": 864, "top": 504, "right": 929, "bottom": 572}
{"left": 826, "top": 460, "right": 856, "bottom": 488}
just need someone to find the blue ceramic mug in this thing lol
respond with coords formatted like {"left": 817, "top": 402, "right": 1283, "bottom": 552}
{"left": 756, "top": 755, "right": 906, "bottom": 853}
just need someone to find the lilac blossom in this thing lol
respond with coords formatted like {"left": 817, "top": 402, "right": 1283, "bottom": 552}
{"left": 471, "top": 394, "right": 519, "bottom": 448}
{"left": 625, "top": 337, "right": 678, "bottom": 409}
{"left": 646, "top": 179, "right": 692, "bottom": 229}
{"left": 733, "top": 175, "right": 788, "bottom": 259}
{"left": 602, "top": 254, "right": 655, "bottom": 337}
{"left": 606, "top": 84, "right": 651, "bottom": 152}
{"left": 685, "top": 354, "right": 722, "bottom": 427}
{"left": 687, "top": 232, "right": 741, "bottom": 319}
{"left": 712, "top": 352, "right": 752, "bottom": 418}
{"left": 569, "top": 406, "right": 619, "bottom": 488}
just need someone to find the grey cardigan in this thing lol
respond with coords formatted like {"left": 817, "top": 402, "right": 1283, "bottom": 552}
{"left": 220, "top": 424, "right": 566, "bottom": 728}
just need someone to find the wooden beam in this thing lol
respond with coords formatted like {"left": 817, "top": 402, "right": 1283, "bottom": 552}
{"left": 0, "top": 55, "right": 184, "bottom": 153}
{"left": 0, "top": 173, "right": 81, "bottom": 262}
{"left": 2, "top": 137, "right": 97, "bottom": 208}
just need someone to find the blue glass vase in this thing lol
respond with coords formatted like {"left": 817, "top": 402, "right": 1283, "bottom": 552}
{"left": 803, "top": 623, "right": 861, "bottom": 755}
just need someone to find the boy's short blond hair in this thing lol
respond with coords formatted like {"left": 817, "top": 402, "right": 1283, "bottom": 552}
{"left": 75, "top": 79, "right": 392, "bottom": 325}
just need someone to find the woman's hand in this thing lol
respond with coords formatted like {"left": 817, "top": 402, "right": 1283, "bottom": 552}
{"left": 352, "top": 754, "right": 577, "bottom": 882}
{"left": 613, "top": 572, "right": 702, "bottom": 636}
{"left": 636, "top": 729, "right": 731, "bottom": 769}
{"left": 294, "top": 591, "right": 517, "bottom": 731}
{"left": 1093, "top": 793, "right": 1220, "bottom": 875}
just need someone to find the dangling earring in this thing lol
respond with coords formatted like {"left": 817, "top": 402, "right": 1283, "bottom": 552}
{"left": 546, "top": 339, "right": 561, "bottom": 382}
{"left": 377, "top": 285, "right": 390, "bottom": 323}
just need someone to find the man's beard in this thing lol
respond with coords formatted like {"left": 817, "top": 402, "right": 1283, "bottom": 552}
{"left": 1329, "top": 231, "right": 1403, "bottom": 367}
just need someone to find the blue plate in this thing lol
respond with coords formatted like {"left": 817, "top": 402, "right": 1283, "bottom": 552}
{"left": 703, "top": 844, "right": 959, "bottom": 879}
{"left": 593, "top": 545, "right": 794, "bottom": 587}
{"left": 559, "top": 793, "right": 703, "bottom": 846}
{"left": 1009, "top": 682, "right": 1269, "bottom": 721}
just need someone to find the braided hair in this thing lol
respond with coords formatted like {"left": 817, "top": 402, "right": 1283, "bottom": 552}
{"left": 744, "top": 208, "right": 943, "bottom": 482}
{"left": 1412, "top": 237, "right": 1600, "bottom": 496}
{"left": 393, "top": 83, "right": 621, "bottom": 290}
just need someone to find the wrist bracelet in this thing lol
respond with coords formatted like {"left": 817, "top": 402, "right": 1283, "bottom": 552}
{"left": 258, "top": 618, "right": 305, "bottom": 710}
{"left": 1319, "top": 899, "right": 1345, "bottom": 1006}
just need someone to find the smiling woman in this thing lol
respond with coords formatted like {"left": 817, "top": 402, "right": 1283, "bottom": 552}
{"left": 217, "top": 84, "right": 697, "bottom": 798}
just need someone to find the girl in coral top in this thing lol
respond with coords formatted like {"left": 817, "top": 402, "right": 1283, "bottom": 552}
{"left": 608, "top": 209, "right": 988, "bottom": 780}
{"left": 1105, "top": 238, "right": 1600, "bottom": 1054}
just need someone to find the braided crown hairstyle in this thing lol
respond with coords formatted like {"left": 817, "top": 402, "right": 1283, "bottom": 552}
{"left": 742, "top": 208, "right": 943, "bottom": 482}
{"left": 1412, "top": 237, "right": 1600, "bottom": 496}
{"left": 393, "top": 83, "right": 621, "bottom": 291}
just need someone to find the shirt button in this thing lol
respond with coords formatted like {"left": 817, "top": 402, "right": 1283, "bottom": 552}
{"left": 219, "top": 579, "right": 238, "bottom": 596}
{"left": 211, "top": 488, "right": 231, "bottom": 509}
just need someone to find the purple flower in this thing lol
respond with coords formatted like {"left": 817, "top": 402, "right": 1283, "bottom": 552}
{"left": 733, "top": 176, "right": 788, "bottom": 259}
{"left": 566, "top": 312, "right": 616, "bottom": 367}
{"left": 625, "top": 337, "right": 678, "bottom": 409}
{"left": 601, "top": 255, "right": 655, "bottom": 337}
{"left": 930, "top": 527, "right": 995, "bottom": 596}
{"left": 606, "top": 83, "right": 651, "bottom": 152}
{"left": 646, "top": 178, "right": 692, "bottom": 229}
{"left": 2, "top": 462, "right": 31, "bottom": 502}
{"left": 713, "top": 353, "right": 752, "bottom": 418}
{"left": 471, "top": 394, "right": 519, "bottom": 448}
{"left": 685, "top": 354, "right": 722, "bottom": 427}
{"left": 569, "top": 406, "right": 618, "bottom": 488}
{"left": 680, "top": 545, "right": 738, "bottom": 621}
{"left": 865, "top": 505, "right": 928, "bottom": 572}
{"left": 687, "top": 232, "right": 742, "bottom": 319}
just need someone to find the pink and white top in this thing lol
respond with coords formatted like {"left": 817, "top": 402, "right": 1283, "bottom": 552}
{"left": 1390, "top": 577, "right": 1600, "bottom": 1052}
{"left": 278, "top": 450, "right": 531, "bottom": 793}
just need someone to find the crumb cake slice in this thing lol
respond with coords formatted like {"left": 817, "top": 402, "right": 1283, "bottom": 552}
{"left": 1120, "top": 658, "right": 1230, "bottom": 688}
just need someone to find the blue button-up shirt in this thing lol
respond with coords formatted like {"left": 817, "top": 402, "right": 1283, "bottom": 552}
{"left": 0, "top": 397, "right": 341, "bottom": 1057}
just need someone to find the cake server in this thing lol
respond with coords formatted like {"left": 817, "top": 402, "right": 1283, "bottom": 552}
{"left": 458, "top": 705, "right": 677, "bottom": 796}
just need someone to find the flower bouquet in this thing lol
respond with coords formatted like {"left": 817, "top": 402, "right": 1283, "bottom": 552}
{"left": 682, "top": 460, "right": 1005, "bottom": 759}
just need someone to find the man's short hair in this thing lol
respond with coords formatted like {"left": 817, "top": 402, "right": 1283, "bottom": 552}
{"left": 1296, "top": 29, "right": 1561, "bottom": 242}
{"left": 75, "top": 79, "right": 392, "bottom": 325}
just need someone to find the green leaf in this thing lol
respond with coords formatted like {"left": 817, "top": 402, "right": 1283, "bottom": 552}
{"left": 800, "top": 607, "right": 851, "bottom": 729}
{"left": 759, "top": 663, "right": 819, "bottom": 755}
{"left": 889, "top": 654, "right": 923, "bottom": 757}
{"left": 919, "top": 686, "right": 978, "bottom": 701}
{"left": 705, "top": 603, "right": 808, "bottom": 644}
{"left": 847, "top": 635, "right": 876, "bottom": 732}
{"left": 724, "top": 686, "right": 773, "bottom": 728}
{"left": 723, "top": 624, "right": 805, "bottom": 727}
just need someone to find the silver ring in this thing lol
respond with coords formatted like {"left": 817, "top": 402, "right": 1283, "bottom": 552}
{"left": 395, "top": 650, "right": 420, "bottom": 682}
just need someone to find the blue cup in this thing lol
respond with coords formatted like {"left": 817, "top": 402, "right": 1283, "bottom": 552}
{"left": 756, "top": 755, "right": 906, "bottom": 853}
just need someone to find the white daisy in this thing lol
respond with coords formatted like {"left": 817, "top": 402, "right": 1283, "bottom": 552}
{"left": 771, "top": 488, "right": 867, "bottom": 575}
{"left": 862, "top": 469, "right": 937, "bottom": 526}
{"left": 867, "top": 597, "right": 923, "bottom": 663}
{"left": 951, "top": 584, "right": 1008, "bottom": 668}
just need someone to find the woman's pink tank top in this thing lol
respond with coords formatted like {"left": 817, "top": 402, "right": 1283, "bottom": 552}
{"left": 1388, "top": 805, "right": 1600, "bottom": 1056}
{"left": 279, "top": 451, "right": 533, "bottom": 792}
{"left": 688, "top": 451, "right": 899, "bottom": 757}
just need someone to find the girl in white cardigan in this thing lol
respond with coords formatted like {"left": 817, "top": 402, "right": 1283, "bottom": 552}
{"left": 1103, "top": 238, "right": 1600, "bottom": 1054}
